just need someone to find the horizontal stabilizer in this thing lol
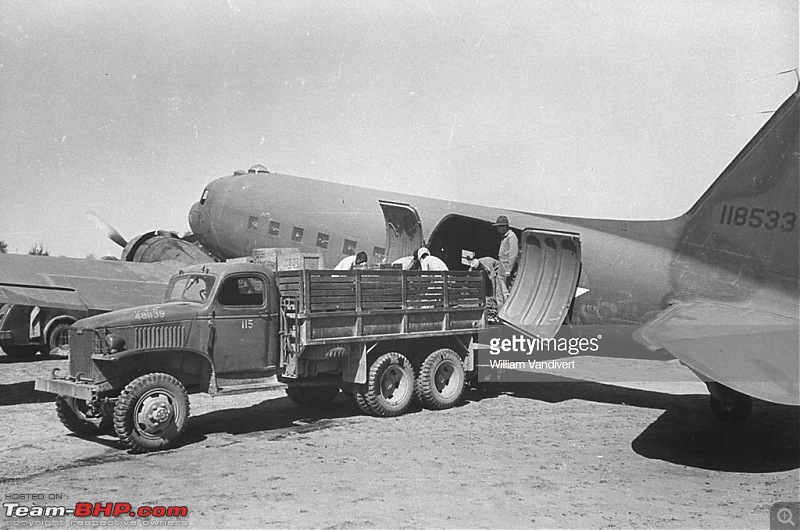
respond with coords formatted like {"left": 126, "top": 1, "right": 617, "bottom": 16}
{"left": 635, "top": 301, "right": 799, "bottom": 405}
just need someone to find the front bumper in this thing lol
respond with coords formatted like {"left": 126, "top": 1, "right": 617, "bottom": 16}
{"left": 35, "top": 377, "right": 94, "bottom": 401}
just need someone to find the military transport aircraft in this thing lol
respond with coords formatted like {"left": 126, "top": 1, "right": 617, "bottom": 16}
{"left": 1, "top": 86, "right": 797, "bottom": 422}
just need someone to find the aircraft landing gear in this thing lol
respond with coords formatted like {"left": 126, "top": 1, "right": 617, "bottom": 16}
{"left": 707, "top": 382, "right": 752, "bottom": 422}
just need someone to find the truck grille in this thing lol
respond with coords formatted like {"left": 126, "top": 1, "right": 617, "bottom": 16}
{"left": 135, "top": 325, "right": 186, "bottom": 349}
{"left": 69, "top": 328, "right": 102, "bottom": 378}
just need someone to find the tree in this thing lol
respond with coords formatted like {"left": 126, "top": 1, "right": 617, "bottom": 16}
{"left": 0, "top": 240, "right": 7, "bottom": 254}
{"left": 28, "top": 244, "right": 49, "bottom": 256}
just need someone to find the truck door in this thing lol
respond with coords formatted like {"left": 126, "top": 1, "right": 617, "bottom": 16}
{"left": 211, "top": 273, "right": 274, "bottom": 374}
{"left": 379, "top": 200, "right": 424, "bottom": 264}
{"left": 498, "top": 229, "right": 581, "bottom": 339}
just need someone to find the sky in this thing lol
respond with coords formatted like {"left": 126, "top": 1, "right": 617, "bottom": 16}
{"left": 0, "top": 0, "right": 797, "bottom": 258}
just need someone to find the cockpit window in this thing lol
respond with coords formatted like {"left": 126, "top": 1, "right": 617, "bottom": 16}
{"left": 166, "top": 274, "right": 216, "bottom": 303}
{"left": 200, "top": 189, "right": 209, "bottom": 205}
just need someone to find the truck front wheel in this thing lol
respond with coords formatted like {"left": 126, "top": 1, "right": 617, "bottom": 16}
{"left": 285, "top": 385, "right": 339, "bottom": 408}
{"left": 113, "top": 373, "right": 189, "bottom": 453}
{"left": 415, "top": 348, "right": 465, "bottom": 410}
{"left": 56, "top": 396, "right": 113, "bottom": 436}
{"left": 365, "top": 352, "right": 414, "bottom": 417}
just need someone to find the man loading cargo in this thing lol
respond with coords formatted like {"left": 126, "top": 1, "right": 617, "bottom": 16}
{"left": 417, "top": 247, "right": 448, "bottom": 271}
{"left": 493, "top": 215, "right": 519, "bottom": 297}
{"left": 334, "top": 251, "right": 368, "bottom": 270}
{"left": 469, "top": 256, "right": 503, "bottom": 323}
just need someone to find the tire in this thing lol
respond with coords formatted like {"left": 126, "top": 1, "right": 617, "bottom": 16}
{"left": 415, "top": 348, "right": 466, "bottom": 410}
{"left": 2, "top": 345, "right": 39, "bottom": 358}
{"left": 365, "top": 352, "right": 414, "bottom": 417}
{"left": 709, "top": 387, "right": 753, "bottom": 422}
{"left": 114, "top": 373, "right": 189, "bottom": 453}
{"left": 56, "top": 396, "right": 113, "bottom": 436}
{"left": 45, "top": 322, "right": 72, "bottom": 355}
{"left": 285, "top": 385, "right": 339, "bottom": 409}
{"left": 353, "top": 391, "right": 374, "bottom": 415}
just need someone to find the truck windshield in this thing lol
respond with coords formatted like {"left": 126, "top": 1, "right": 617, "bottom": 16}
{"left": 166, "top": 274, "right": 216, "bottom": 303}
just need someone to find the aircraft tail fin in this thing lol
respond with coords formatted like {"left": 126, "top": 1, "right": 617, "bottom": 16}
{"left": 678, "top": 85, "right": 799, "bottom": 280}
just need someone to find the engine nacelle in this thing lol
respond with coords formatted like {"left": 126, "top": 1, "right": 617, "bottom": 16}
{"left": 121, "top": 231, "right": 215, "bottom": 264}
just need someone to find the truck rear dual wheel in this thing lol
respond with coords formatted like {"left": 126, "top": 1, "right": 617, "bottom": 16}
{"left": 415, "top": 348, "right": 465, "bottom": 410}
{"left": 55, "top": 396, "right": 113, "bottom": 436}
{"left": 352, "top": 391, "right": 374, "bottom": 414}
{"left": 365, "top": 352, "right": 414, "bottom": 417}
{"left": 285, "top": 385, "right": 340, "bottom": 408}
{"left": 113, "top": 373, "right": 189, "bottom": 453}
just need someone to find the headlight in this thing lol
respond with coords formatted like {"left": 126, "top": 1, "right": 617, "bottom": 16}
{"left": 105, "top": 334, "right": 126, "bottom": 353}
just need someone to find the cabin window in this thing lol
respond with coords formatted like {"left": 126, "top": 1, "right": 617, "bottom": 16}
{"left": 268, "top": 220, "right": 280, "bottom": 236}
{"left": 316, "top": 232, "right": 330, "bottom": 249}
{"left": 200, "top": 189, "right": 209, "bottom": 205}
{"left": 292, "top": 227, "right": 304, "bottom": 242}
{"left": 373, "top": 246, "right": 386, "bottom": 263}
{"left": 217, "top": 275, "right": 265, "bottom": 307}
{"left": 247, "top": 216, "right": 258, "bottom": 230}
{"left": 342, "top": 239, "right": 357, "bottom": 255}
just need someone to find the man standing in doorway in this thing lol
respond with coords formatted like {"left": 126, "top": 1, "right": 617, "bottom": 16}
{"left": 493, "top": 215, "right": 519, "bottom": 298}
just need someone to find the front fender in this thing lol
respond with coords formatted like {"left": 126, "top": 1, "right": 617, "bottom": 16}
{"left": 91, "top": 348, "right": 214, "bottom": 393}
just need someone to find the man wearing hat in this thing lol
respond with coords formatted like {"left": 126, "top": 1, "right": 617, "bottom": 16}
{"left": 416, "top": 246, "right": 448, "bottom": 271}
{"left": 493, "top": 215, "right": 519, "bottom": 297}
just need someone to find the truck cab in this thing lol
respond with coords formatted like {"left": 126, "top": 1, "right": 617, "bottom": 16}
{"left": 36, "top": 262, "right": 283, "bottom": 451}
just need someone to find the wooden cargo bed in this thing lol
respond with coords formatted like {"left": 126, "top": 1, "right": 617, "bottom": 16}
{"left": 277, "top": 269, "right": 486, "bottom": 346}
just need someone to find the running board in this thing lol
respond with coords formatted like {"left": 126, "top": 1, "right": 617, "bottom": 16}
{"left": 213, "top": 373, "right": 286, "bottom": 396}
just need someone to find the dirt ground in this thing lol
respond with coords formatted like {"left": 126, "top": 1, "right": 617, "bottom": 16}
{"left": 1, "top": 350, "right": 798, "bottom": 529}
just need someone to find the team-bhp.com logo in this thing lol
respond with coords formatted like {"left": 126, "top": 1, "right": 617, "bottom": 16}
{"left": 3, "top": 501, "right": 188, "bottom": 526}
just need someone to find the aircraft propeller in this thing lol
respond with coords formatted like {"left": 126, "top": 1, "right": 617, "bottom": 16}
{"left": 85, "top": 210, "right": 128, "bottom": 248}
{"left": 85, "top": 210, "right": 213, "bottom": 264}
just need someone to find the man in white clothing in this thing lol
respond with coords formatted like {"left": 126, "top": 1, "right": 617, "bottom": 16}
{"left": 334, "top": 251, "right": 368, "bottom": 270}
{"left": 417, "top": 247, "right": 448, "bottom": 271}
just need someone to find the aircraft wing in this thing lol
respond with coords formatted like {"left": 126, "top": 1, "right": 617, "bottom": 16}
{"left": 0, "top": 253, "right": 180, "bottom": 312}
{"left": 634, "top": 301, "right": 799, "bottom": 406}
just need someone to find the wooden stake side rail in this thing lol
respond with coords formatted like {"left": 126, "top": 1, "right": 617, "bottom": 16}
{"left": 277, "top": 269, "right": 486, "bottom": 346}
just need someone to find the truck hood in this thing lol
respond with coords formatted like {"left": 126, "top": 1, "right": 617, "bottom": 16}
{"left": 75, "top": 301, "right": 204, "bottom": 329}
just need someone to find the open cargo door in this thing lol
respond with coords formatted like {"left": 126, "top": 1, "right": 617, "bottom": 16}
{"left": 498, "top": 228, "right": 581, "bottom": 339}
{"left": 379, "top": 200, "right": 424, "bottom": 264}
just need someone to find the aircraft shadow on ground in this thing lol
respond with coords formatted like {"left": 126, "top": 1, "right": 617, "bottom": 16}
{"left": 0, "top": 380, "right": 56, "bottom": 406}
{"left": 468, "top": 376, "right": 799, "bottom": 473}
{"left": 180, "top": 394, "right": 362, "bottom": 448}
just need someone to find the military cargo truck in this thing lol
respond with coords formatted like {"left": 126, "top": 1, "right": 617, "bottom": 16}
{"left": 35, "top": 262, "right": 486, "bottom": 452}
